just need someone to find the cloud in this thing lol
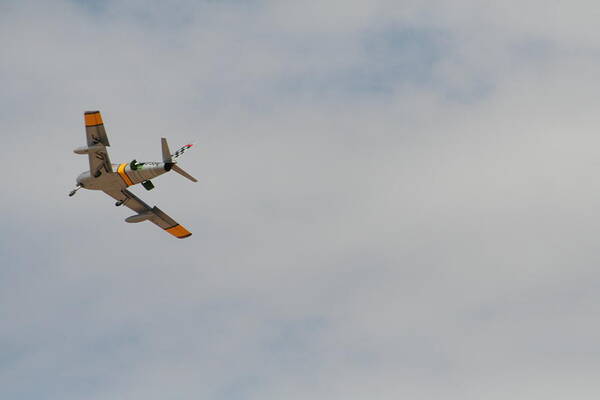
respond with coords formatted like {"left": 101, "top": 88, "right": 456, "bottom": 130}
{"left": 2, "top": 0, "right": 600, "bottom": 399}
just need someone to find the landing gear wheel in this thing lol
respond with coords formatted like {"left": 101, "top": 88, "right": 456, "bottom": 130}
{"left": 115, "top": 200, "right": 124, "bottom": 207}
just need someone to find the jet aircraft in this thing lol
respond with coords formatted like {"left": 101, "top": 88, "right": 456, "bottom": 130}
{"left": 69, "top": 111, "right": 196, "bottom": 239}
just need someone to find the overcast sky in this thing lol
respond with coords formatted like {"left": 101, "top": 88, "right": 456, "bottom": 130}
{"left": 3, "top": 1, "right": 600, "bottom": 399}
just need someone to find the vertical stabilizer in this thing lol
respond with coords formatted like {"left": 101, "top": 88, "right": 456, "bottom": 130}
{"left": 161, "top": 138, "right": 172, "bottom": 163}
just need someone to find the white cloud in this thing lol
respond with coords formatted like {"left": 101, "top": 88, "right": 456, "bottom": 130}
{"left": 3, "top": 0, "right": 600, "bottom": 399}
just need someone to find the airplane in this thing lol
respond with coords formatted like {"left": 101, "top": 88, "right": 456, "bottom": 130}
{"left": 69, "top": 110, "right": 197, "bottom": 239}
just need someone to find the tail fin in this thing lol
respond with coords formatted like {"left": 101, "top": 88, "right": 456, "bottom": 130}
{"left": 161, "top": 138, "right": 172, "bottom": 163}
{"left": 161, "top": 138, "right": 198, "bottom": 183}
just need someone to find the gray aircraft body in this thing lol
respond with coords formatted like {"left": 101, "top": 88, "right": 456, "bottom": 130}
{"left": 70, "top": 111, "right": 196, "bottom": 239}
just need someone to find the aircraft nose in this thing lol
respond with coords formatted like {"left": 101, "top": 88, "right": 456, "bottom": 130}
{"left": 76, "top": 171, "right": 90, "bottom": 187}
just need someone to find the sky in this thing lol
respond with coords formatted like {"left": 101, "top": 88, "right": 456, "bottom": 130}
{"left": 2, "top": 0, "right": 600, "bottom": 398}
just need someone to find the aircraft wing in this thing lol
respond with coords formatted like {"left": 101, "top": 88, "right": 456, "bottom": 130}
{"left": 103, "top": 188, "right": 192, "bottom": 239}
{"left": 84, "top": 111, "right": 113, "bottom": 176}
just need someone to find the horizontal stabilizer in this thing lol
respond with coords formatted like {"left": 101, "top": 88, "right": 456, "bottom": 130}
{"left": 172, "top": 165, "right": 198, "bottom": 182}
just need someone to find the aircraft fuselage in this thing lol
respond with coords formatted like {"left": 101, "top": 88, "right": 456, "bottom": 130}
{"left": 77, "top": 161, "right": 170, "bottom": 191}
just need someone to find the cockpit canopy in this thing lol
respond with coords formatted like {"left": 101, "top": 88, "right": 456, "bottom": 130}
{"left": 130, "top": 159, "right": 145, "bottom": 170}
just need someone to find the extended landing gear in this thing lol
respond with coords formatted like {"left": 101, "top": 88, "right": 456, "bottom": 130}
{"left": 142, "top": 180, "right": 154, "bottom": 191}
{"left": 115, "top": 200, "right": 124, "bottom": 207}
{"left": 68, "top": 185, "right": 81, "bottom": 197}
